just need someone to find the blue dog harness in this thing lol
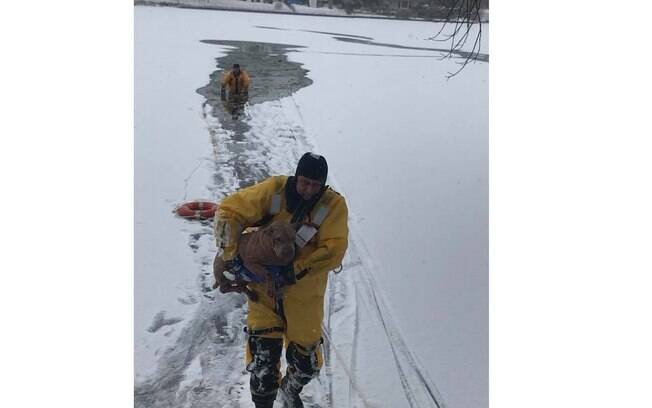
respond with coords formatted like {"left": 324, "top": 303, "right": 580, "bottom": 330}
{"left": 227, "top": 256, "right": 290, "bottom": 286}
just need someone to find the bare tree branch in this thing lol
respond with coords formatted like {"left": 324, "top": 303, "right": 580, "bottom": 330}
{"left": 427, "top": 0, "right": 485, "bottom": 78}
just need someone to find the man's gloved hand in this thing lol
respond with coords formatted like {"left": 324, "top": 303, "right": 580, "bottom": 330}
{"left": 214, "top": 255, "right": 259, "bottom": 302}
{"left": 212, "top": 253, "right": 241, "bottom": 289}
{"left": 222, "top": 257, "right": 243, "bottom": 281}
{"left": 212, "top": 254, "right": 226, "bottom": 289}
{"left": 220, "top": 87, "right": 226, "bottom": 101}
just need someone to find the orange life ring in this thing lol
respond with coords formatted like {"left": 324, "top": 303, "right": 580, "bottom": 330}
{"left": 176, "top": 201, "right": 217, "bottom": 220}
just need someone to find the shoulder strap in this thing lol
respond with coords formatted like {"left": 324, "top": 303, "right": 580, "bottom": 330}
{"left": 270, "top": 193, "right": 282, "bottom": 215}
{"left": 311, "top": 204, "right": 329, "bottom": 227}
{"left": 251, "top": 181, "right": 285, "bottom": 228}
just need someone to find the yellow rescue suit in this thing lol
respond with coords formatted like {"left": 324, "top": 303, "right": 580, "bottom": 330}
{"left": 221, "top": 69, "right": 251, "bottom": 96}
{"left": 215, "top": 175, "right": 348, "bottom": 361}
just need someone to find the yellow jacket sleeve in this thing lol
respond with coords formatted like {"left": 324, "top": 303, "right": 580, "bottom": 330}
{"left": 214, "top": 177, "right": 281, "bottom": 260}
{"left": 242, "top": 72, "right": 251, "bottom": 90}
{"left": 220, "top": 71, "right": 232, "bottom": 87}
{"left": 295, "top": 194, "right": 349, "bottom": 274}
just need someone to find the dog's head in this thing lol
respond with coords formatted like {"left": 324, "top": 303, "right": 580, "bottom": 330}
{"left": 264, "top": 221, "right": 296, "bottom": 262}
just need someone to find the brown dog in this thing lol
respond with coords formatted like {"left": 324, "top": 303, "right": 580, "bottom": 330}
{"left": 213, "top": 221, "right": 296, "bottom": 300}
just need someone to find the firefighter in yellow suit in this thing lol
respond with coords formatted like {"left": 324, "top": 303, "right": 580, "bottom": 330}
{"left": 214, "top": 153, "right": 349, "bottom": 408}
{"left": 220, "top": 63, "right": 251, "bottom": 119}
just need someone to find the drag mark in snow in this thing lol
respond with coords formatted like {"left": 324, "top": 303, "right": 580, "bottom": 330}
{"left": 347, "top": 228, "right": 448, "bottom": 408}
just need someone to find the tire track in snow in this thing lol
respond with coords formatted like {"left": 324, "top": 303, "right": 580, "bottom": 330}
{"left": 345, "top": 227, "right": 448, "bottom": 408}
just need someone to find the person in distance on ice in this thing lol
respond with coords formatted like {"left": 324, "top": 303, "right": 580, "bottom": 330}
{"left": 220, "top": 63, "right": 250, "bottom": 120}
{"left": 213, "top": 153, "right": 349, "bottom": 408}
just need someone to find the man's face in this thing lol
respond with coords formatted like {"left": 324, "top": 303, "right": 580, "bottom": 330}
{"left": 296, "top": 176, "right": 322, "bottom": 201}
{"left": 233, "top": 68, "right": 241, "bottom": 76}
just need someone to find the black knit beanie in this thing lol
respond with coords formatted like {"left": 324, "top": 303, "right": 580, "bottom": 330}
{"left": 295, "top": 152, "right": 328, "bottom": 184}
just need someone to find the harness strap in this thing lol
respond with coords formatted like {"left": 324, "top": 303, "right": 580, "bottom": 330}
{"left": 245, "top": 326, "right": 284, "bottom": 336}
{"left": 312, "top": 205, "right": 329, "bottom": 226}
{"left": 251, "top": 192, "right": 282, "bottom": 228}
{"left": 270, "top": 193, "right": 281, "bottom": 215}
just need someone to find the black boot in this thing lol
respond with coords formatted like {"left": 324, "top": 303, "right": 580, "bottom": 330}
{"left": 247, "top": 336, "right": 282, "bottom": 408}
{"left": 253, "top": 400, "right": 274, "bottom": 408}
{"left": 253, "top": 396, "right": 275, "bottom": 408}
{"left": 277, "top": 376, "right": 304, "bottom": 408}
{"left": 278, "top": 341, "right": 322, "bottom": 408}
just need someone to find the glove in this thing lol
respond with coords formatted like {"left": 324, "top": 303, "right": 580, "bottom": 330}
{"left": 215, "top": 256, "right": 259, "bottom": 302}
{"left": 220, "top": 87, "right": 226, "bottom": 101}
{"left": 223, "top": 257, "right": 243, "bottom": 281}
{"left": 212, "top": 254, "right": 235, "bottom": 289}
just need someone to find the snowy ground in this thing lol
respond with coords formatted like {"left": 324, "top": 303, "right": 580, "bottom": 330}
{"left": 135, "top": 6, "right": 487, "bottom": 408}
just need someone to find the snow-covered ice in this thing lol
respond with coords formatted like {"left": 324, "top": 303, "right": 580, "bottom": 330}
{"left": 138, "top": 0, "right": 378, "bottom": 18}
{"left": 136, "top": 5, "right": 487, "bottom": 407}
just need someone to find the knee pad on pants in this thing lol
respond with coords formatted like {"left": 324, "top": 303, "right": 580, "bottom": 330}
{"left": 246, "top": 336, "right": 283, "bottom": 398}
{"left": 285, "top": 341, "right": 321, "bottom": 389}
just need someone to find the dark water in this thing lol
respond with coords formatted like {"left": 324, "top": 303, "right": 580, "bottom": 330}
{"left": 196, "top": 40, "right": 313, "bottom": 117}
